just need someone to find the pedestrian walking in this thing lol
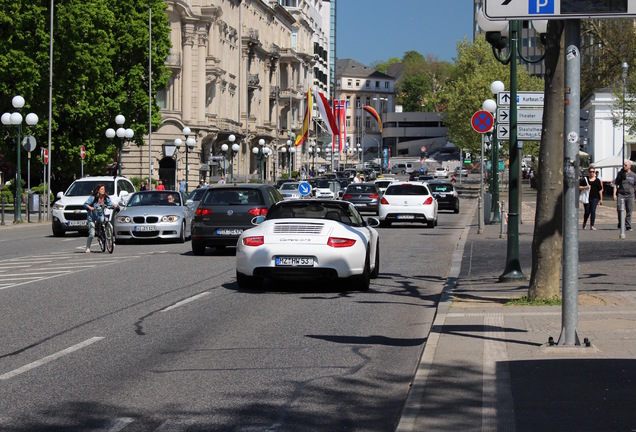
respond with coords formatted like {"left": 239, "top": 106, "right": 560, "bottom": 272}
{"left": 156, "top": 180, "right": 166, "bottom": 191}
{"left": 218, "top": 176, "right": 226, "bottom": 184}
{"left": 581, "top": 167, "right": 603, "bottom": 230}
{"left": 140, "top": 181, "right": 147, "bottom": 191}
{"left": 613, "top": 160, "right": 636, "bottom": 231}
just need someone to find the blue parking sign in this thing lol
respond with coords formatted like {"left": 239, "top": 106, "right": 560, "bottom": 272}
{"left": 529, "top": 0, "right": 554, "bottom": 14}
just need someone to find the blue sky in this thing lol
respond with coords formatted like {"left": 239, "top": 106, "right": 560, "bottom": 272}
{"left": 336, "top": 0, "right": 475, "bottom": 66}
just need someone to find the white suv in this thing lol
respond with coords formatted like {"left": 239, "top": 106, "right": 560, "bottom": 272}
{"left": 52, "top": 176, "right": 135, "bottom": 236}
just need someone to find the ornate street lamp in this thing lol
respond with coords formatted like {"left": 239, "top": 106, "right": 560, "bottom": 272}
{"left": 105, "top": 114, "right": 133, "bottom": 177}
{"left": 175, "top": 127, "right": 196, "bottom": 192}
{"left": 622, "top": 61, "right": 629, "bottom": 168}
{"left": 483, "top": 96, "right": 501, "bottom": 224}
{"left": 1, "top": 95, "right": 39, "bottom": 223}
{"left": 228, "top": 134, "right": 239, "bottom": 183}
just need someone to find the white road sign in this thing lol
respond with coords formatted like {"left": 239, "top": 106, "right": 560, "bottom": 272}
{"left": 484, "top": 0, "right": 636, "bottom": 20}
{"left": 497, "top": 124, "right": 543, "bottom": 141}
{"left": 498, "top": 92, "right": 544, "bottom": 107}
{"left": 497, "top": 108, "right": 544, "bottom": 124}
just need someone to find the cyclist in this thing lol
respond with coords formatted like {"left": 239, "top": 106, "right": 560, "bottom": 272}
{"left": 84, "top": 184, "right": 117, "bottom": 253}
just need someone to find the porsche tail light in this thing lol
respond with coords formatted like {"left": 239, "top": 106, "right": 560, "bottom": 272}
{"left": 243, "top": 236, "right": 264, "bottom": 246}
{"left": 196, "top": 208, "right": 213, "bottom": 216}
{"left": 380, "top": 197, "right": 389, "bottom": 205}
{"left": 327, "top": 237, "right": 356, "bottom": 248}
{"left": 343, "top": 194, "right": 353, "bottom": 200}
{"left": 369, "top": 193, "right": 379, "bottom": 199}
{"left": 248, "top": 207, "right": 268, "bottom": 216}
{"left": 423, "top": 197, "right": 434, "bottom": 205}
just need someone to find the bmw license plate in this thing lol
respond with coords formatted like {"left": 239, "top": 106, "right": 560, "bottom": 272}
{"left": 68, "top": 220, "right": 87, "bottom": 227}
{"left": 275, "top": 256, "right": 314, "bottom": 266}
{"left": 397, "top": 214, "right": 415, "bottom": 220}
{"left": 217, "top": 228, "right": 243, "bottom": 235}
{"left": 134, "top": 225, "right": 156, "bottom": 232}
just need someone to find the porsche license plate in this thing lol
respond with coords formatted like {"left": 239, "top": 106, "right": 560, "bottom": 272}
{"left": 397, "top": 214, "right": 415, "bottom": 220}
{"left": 275, "top": 256, "right": 314, "bottom": 266}
{"left": 217, "top": 228, "right": 243, "bottom": 236}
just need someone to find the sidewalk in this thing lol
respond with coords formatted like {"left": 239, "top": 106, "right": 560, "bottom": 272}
{"left": 398, "top": 186, "right": 636, "bottom": 431}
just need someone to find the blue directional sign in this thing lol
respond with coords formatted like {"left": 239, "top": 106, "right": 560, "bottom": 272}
{"left": 298, "top": 182, "right": 312, "bottom": 196}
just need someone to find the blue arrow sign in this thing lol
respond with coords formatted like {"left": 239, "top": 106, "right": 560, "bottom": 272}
{"left": 298, "top": 182, "right": 311, "bottom": 196}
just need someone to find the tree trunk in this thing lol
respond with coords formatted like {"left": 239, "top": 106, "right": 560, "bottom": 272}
{"left": 528, "top": 21, "right": 565, "bottom": 300}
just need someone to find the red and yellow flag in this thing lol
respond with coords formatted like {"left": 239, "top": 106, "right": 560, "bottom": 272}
{"left": 363, "top": 105, "right": 382, "bottom": 132}
{"left": 296, "top": 89, "right": 312, "bottom": 146}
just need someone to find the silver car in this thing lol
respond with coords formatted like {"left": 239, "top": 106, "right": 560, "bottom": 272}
{"left": 279, "top": 181, "right": 304, "bottom": 200}
{"left": 114, "top": 190, "right": 196, "bottom": 243}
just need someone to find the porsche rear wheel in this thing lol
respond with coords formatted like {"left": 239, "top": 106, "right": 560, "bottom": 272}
{"left": 370, "top": 243, "right": 380, "bottom": 279}
{"left": 354, "top": 253, "right": 371, "bottom": 291}
{"left": 236, "top": 271, "right": 263, "bottom": 289}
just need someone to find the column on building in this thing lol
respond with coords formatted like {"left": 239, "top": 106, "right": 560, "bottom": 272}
{"left": 182, "top": 23, "right": 195, "bottom": 122}
{"left": 197, "top": 27, "right": 208, "bottom": 124}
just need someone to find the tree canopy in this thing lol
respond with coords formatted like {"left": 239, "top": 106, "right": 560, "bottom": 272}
{"left": 0, "top": 0, "right": 171, "bottom": 191}
{"left": 438, "top": 35, "right": 544, "bottom": 157}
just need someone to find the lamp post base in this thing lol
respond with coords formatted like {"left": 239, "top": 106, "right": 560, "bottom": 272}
{"left": 499, "top": 268, "right": 525, "bottom": 282}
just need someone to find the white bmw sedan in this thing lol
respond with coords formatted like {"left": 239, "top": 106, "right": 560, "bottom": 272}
{"left": 378, "top": 181, "right": 438, "bottom": 228}
{"left": 235, "top": 200, "right": 380, "bottom": 291}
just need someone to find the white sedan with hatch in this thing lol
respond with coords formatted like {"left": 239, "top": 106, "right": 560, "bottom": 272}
{"left": 235, "top": 200, "right": 380, "bottom": 291}
{"left": 378, "top": 181, "right": 438, "bottom": 228}
{"left": 434, "top": 167, "right": 449, "bottom": 178}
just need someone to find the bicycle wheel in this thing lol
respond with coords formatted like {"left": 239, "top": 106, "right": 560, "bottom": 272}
{"left": 97, "top": 223, "right": 106, "bottom": 252}
{"left": 105, "top": 222, "right": 115, "bottom": 254}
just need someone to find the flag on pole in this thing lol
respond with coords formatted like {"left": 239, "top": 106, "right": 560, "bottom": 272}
{"left": 333, "top": 99, "right": 347, "bottom": 152}
{"left": 363, "top": 105, "right": 382, "bottom": 132}
{"left": 295, "top": 89, "right": 312, "bottom": 146}
{"left": 314, "top": 92, "right": 339, "bottom": 136}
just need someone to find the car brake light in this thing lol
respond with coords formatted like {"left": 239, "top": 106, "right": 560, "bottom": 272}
{"left": 423, "top": 197, "right": 433, "bottom": 205}
{"left": 369, "top": 194, "right": 379, "bottom": 199}
{"left": 343, "top": 194, "right": 353, "bottom": 199}
{"left": 380, "top": 197, "right": 389, "bottom": 205}
{"left": 327, "top": 237, "right": 356, "bottom": 248}
{"left": 243, "top": 236, "right": 264, "bottom": 246}
{"left": 248, "top": 207, "right": 268, "bottom": 216}
{"left": 196, "top": 208, "right": 213, "bottom": 216}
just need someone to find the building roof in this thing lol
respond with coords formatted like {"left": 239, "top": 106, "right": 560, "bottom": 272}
{"left": 336, "top": 58, "right": 394, "bottom": 80}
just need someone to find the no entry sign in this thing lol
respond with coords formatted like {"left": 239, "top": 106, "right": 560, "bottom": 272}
{"left": 471, "top": 110, "right": 494, "bottom": 134}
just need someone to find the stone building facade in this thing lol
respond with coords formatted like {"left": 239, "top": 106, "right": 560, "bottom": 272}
{"left": 121, "top": 0, "right": 331, "bottom": 189}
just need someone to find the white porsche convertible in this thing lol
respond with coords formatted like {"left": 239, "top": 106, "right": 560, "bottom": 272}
{"left": 235, "top": 200, "right": 380, "bottom": 291}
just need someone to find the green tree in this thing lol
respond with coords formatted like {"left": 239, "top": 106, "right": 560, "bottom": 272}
{"left": 0, "top": 0, "right": 171, "bottom": 191}
{"left": 439, "top": 35, "right": 543, "bottom": 157}
{"left": 393, "top": 51, "right": 452, "bottom": 112}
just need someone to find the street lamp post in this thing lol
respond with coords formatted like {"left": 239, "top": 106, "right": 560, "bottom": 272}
{"left": 228, "top": 134, "right": 239, "bottom": 183}
{"left": 479, "top": 12, "right": 545, "bottom": 282}
{"left": 1, "top": 95, "right": 39, "bottom": 223}
{"left": 175, "top": 127, "right": 196, "bottom": 193}
{"left": 622, "top": 62, "right": 629, "bottom": 168}
{"left": 105, "top": 115, "right": 133, "bottom": 177}
{"left": 483, "top": 94, "right": 501, "bottom": 224}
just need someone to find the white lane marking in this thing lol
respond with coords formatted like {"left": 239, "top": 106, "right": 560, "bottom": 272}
{"left": 0, "top": 337, "right": 104, "bottom": 381}
{"left": 102, "top": 417, "right": 134, "bottom": 432}
{"left": 162, "top": 292, "right": 210, "bottom": 312}
{"left": 482, "top": 313, "right": 515, "bottom": 431}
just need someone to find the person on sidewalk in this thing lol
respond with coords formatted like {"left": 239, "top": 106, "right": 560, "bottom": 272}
{"left": 156, "top": 180, "right": 166, "bottom": 191}
{"left": 613, "top": 160, "right": 636, "bottom": 231}
{"left": 581, "top": 167, "right": 603, "bottom": 230}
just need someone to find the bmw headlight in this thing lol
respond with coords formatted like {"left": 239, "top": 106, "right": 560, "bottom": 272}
{"left": 117, "top": 215, "right": 132, "bottom": 223}
{"left": 161, "top": 215, "right": 179, "bottom": 223}
{"left": 53, "top": 203, "right": 64, "bottom": 210}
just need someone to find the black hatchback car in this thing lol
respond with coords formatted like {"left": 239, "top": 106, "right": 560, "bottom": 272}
{"left": 428, "top": 180, "right": 459, "bottom": 213}
{"left": 342, "top": 182, "right": 381, "bottom": 214}
{"left": 190, "top": 184, "right": 284, "bottom": 254}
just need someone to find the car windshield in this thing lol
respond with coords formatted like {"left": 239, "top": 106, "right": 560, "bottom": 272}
{"left": 201, "top": 188, "right": 263, "bottom": 205}
{"left": 430, "top": 184, "right": 453, "bottom": 193}
{"left": 268, "top": 202, "right": 361, "bottom": 226}
{"left": 316, "top": 180, "right": 331, "bottom": 188}
{"left": 126, "top": 191, "right": 182, "bottom": 206}
{"left": 66, "top": 180, "right": 115, "bottom": 196}
{"left": 280, "top": 183, "right": 299, "bottom": 191}
{"left": 385, "top": 184, "right": 430, "bottom": 196}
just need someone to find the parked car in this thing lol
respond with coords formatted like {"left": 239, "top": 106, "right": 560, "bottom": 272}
{"left": 391, "top": 163, "right": 414, "bottom": 174}
{"left": 455, "top": 166, "right": 468, "bottom": 177}
{"left": 428, "top": 180, "right": 460, "bottom": 213}
{"left": 434, "top": 167, "right": 449, "bottom": 178}
{"left": 342, "top": 182, "right": 381, "bottom": 214}
{"left": 114, "top": 190, "right": 195, "bottom": 243}
{"left": 52, "top": 176, "right": 135, "bottom": 237}
{"left": 235, "top": 199, "right": 380, "bottom": 291}
{"left": 279, "top": 181, "right": 304, "bottom": 200}
{"left": 360, "top": 167, "right": 377, "bottom": 181}
{"left": 314, "top": 179, "right": 340, "bottom": 199}
{"left": 190, "top": 184, "right": 284, "bottom": 255}
{"left": 378, "top": 181, "right": 438, "bottom": 228}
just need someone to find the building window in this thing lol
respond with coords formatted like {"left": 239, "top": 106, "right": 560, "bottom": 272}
{"left": 355, "top": 80, "right": 360, "bottom": 87}
{"left": 385, "top": 81, "right": 389, "bottom": 89}
{"left": 291, "top": 30, "right": 297, "bottom": 50}
{"left": 365, "top": 97, "right": 370, "bottom": 106}
{"left": 375, "top": 81, "right": 380, "bottom": 88}
{"left": 346, "top": 116, "right": 351, "bottom": 127}
{"left": 356, "top": 96, "right": 361, "bottom": 108}
{"left": 347, "top": 79, "right": 352, "bottom": 87}
{"left": 365, "top": 80, "right": 370, "bottom": 88}
{"left": 157, "top": 88, "right": 167, "bottom": 110}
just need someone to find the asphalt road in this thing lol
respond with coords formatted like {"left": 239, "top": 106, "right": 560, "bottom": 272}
{"left": 0, "top": 192, "right": 475, "bottom": 431}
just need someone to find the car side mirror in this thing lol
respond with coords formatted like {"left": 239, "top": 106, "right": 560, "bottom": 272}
{"left": 57, "top": 192, "right": 63, "bottom": 199}
{"left": 366, "top": 217, "right": 380, "bottom": 227}
{"left": 252, "top": 215, "right": 267, "bottom": 225}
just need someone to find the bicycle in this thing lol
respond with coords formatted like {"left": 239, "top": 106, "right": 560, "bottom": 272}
{"left": 96, "top": 206, "right": 115, "bottom": 254}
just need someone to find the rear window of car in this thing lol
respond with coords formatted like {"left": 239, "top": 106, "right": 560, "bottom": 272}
{"left": 346, "top": 185, "right": 377, "bottom": 193}
{"left": 202, "top": 189, "right": 263, "bottom": 205}
{"left": 430, "top": 184, "right": 453, "bottom": 193}
{"left": 386, "top": 184, "right": 430, "bottom": 196}
{"left": 280, "top": 183, "right": 299, "bottom": 191}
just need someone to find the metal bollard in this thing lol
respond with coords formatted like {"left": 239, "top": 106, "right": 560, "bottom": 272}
{"left": 619, "top": 198, "right": 626, "bottom": 239}
{"left": 1, "top": 197, "right": 5, "bottom": 225}
{"left": 500, "top": 200, "right": 506, "bottom": 238}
